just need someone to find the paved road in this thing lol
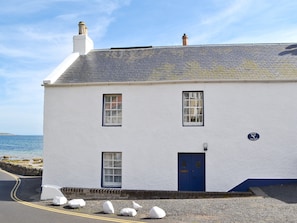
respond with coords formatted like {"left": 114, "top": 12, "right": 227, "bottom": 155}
{"left": 0, "top": 169, "right": 142, "bottom": 223}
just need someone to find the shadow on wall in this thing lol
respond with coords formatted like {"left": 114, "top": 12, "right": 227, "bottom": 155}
{"left": 279, "top": 44, "right": 297, "bottom": 56}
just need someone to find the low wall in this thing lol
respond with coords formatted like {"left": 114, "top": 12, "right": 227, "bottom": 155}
{"left": 61, "top": 187, "right": 254, "bottom": 200}
{"left": 0, "top": 161, "right": 42, "bottom": 176}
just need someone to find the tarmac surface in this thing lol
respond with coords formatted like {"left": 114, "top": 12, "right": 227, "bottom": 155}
{"left": 0, "top": 171, "right": 111, "bottom": 223}
{"left": 14, "top": 175, "right": 297, "bottom": 223}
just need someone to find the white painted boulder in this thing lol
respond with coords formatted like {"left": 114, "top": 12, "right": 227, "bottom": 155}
{"left": 120, "top": 208, "right": 137, "bottom": 217}
{"left": 132, "top": 201, "right": 142, "bottom": 211}
{"left": 103, "top": 201, "right": 114, "bottom": 214}
{"left": 68, "top": 199, "right": 86, "bottom": 208}
{"left": 52, "top": 196, "right": 67, "bottom": 206}
{"left": 149, "top": 206, "right": 166, "bottom": 219}
{"left": 41, "top": 185, "right": 64, "bottom": 200}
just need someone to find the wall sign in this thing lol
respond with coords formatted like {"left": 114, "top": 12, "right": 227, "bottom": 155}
{"left": 248, "top": 132, "right": 260, "bottom": 141}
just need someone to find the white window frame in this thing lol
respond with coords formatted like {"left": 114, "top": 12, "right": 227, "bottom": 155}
{"left": 103, "top": 94, "right": 122, "bottom": 126}
{"left": 102, "top": 152, "right": 122, "bottom": 188}
{"left": 183, "top": 91, "right": 204, "bottom": 126}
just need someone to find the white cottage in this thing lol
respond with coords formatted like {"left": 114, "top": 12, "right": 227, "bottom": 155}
{"left": 41, "top": 22, "right": 297, "bottom": 199}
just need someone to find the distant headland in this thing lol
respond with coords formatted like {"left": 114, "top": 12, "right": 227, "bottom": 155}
{"left": 0, "top": 133, "right": 14, "bottom": 136}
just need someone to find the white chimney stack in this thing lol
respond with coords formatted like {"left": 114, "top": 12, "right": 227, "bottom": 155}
{"left": 73, "top": 21, "right": 94, "bottom": 55}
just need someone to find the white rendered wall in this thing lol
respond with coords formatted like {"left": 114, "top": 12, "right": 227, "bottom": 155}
{"left": 42, "top": 82, "right": 297, "bottom": 194}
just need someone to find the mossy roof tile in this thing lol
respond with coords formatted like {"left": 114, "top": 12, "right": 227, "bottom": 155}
{"left": 55, "top": 43, "right": 297, "bottom": 84}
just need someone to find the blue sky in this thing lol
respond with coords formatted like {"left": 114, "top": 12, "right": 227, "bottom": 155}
{"left": 1, "top": 0, "right": 297, "bottom": 135}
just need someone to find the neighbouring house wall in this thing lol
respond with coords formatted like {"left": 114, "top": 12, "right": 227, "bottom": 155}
{"left": 42, "top": 81, "right": 297, "bottom": 194}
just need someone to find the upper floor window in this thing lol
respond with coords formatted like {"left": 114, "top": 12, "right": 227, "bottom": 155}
{"left": 103, "top": 94, "right": 122, "bottom": 126}
{"left": 183, "top": 91, "right": 204, "bottom": 126}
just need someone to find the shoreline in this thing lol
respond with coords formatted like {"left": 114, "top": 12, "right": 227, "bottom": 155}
{"left": 1, "top": 156, "right": 43, "bottom": 168}
{"left": 0, "top": 156, "right": 43, "bottom": 176}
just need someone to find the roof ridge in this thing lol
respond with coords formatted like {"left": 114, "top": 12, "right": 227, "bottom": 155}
{"left": 91, "top": 42, "right": 297, "bottom": 52}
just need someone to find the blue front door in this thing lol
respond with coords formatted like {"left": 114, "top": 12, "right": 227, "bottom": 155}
{"left": 178, "top": 153, "right": 205, "bottom": 191}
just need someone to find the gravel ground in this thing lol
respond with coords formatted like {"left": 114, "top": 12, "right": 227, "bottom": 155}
{"left": 15, "top": 176, "right": 297, "bottom": 222}
{"left": 40, "top": 196, "right": 297, "bottom": 223}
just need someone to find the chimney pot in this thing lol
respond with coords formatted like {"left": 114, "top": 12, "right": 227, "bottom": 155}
{"left": 182, "top": 33, "right": 188, "bottom": 46}
{"left": 78, "top": 21, "right": 87, "bottom": 35}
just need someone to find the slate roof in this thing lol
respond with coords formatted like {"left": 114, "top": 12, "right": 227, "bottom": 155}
{"left": 54, "top": 43, "right": 297, "bottom": 84}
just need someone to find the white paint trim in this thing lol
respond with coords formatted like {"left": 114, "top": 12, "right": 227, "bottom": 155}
{"left": 43, "top": 52, "right": 80, "bottom": 85}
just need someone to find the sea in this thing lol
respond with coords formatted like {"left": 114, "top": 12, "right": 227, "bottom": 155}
{"left": 0, "top": 135, "right": 43, "bottom": 160}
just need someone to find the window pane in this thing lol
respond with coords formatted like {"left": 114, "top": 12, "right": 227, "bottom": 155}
{"left": 115, "top": 153, "right": 122, "bottom": 160}
{"left": 104, "top": 169, "right": 113, "bottom": 175}
{"left": 112, "top": 117, "right": 117, "bottom": 123}
{"left": 104, "top": 161, "right": 113, "bottom": 167}
{"left": 105, "top": 97, "right": 111, "bottom": 102}
{"left": 105, "top": 102, "right": 110, "bottom": 109}
{"left": 105, "top": 117, "right": 111, "bottom": 124}
{"left": 114, "top": 169, "right": 122, "bottom": 175}
{"left": 104, "top": 153, "right": 112, "bottom": 159}
{"left": 105, "top": 176, "right": 113, "bottom": 182}
{"left": 114, "top": 161, "right": 121, "bottom": 167}
{"left": 114, "top": 176, "right": 121, "bottom": 182}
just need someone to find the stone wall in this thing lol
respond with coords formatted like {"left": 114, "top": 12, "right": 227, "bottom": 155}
{"left": 0, "top": 161, "right": 42, "bottom": 176}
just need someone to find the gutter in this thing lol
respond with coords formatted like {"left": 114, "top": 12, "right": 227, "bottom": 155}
{"left": 42, "top": 78, "right": 297, "bottom": 87}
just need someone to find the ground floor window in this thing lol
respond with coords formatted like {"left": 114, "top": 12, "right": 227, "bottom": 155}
{"left": 102, "top": 152, "right": 122, "bottom": 187}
